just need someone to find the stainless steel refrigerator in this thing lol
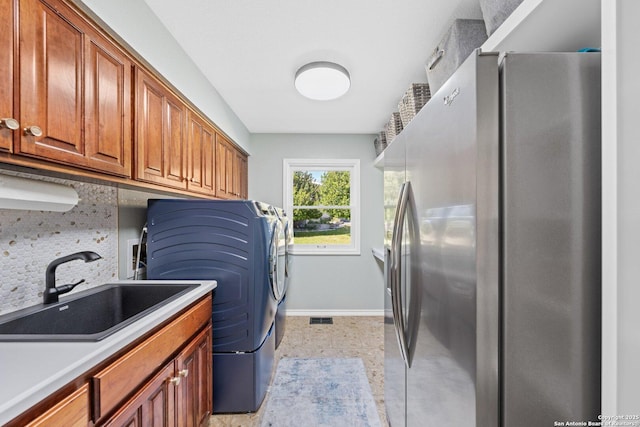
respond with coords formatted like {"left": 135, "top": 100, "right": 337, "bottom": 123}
{"left": 383, "top": 50, "right": 601, "bottom": 427}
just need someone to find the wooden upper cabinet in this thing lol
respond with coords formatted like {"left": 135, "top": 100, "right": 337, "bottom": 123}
{"left": 0, "top": 0, "right": 14, "bottom": 153}
{"left": 135, "top": 67, "right": 188, "bottom": 190}
{"left": 225, "top": 141, "right": 236, "bottom": 196}
{"left": 0, "top": 0, "right": 246, "bottom": 198}
{"left": 236, "top": 151, "right": 248, "bottom": 199}
{"left": 187, "top": 111, "right": 215, "bottom": 195}
{"left": 84, "top": 32, "right": 132, "bottom": 176}
{"left": 17, "top": 0, "right": 132, "bottom": 177}
{"left": 215, "top": 134, "right": 232, "bottom": 199}
{"left": 215, "top": 134, "right": 247, "bottom": 199}
{"left": 216, "top": 133, "right": 248, "bottom": 200}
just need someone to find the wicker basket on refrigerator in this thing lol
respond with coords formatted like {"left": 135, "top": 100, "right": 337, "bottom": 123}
{"left": 374, "top": 131, "right": 388, "bottom": 156}
{"left": 398, "top": 83, "right": 432, "bottom": 127}
{"left": 384, "top": 112, "right": 404, "bottom": 143}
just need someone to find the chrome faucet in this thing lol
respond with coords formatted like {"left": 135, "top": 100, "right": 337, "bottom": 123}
{"left": 44, "top": 251, "right": 102, "bottom": 304}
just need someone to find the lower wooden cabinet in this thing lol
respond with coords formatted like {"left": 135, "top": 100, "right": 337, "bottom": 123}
{"left": 6, "top": 295, "right": 213, "bottom": 427}
{"left": 176, "top": 327, "right": 212, "bottom": 427}
{"left": 104, "top": 363, "right": 175, "bottom": 427}
{"left": 93, "top": 296, "right": 212, "bottom": 425}
{"left": 25, "top": 384, "right": 89, "bottom": 427}
{"left": 104, "top": 326, "right": 212, "bottom": 427}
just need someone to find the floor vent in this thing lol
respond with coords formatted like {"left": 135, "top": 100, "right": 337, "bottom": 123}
{"left": 309, "top": 317, "right": 333, "bottom": 325}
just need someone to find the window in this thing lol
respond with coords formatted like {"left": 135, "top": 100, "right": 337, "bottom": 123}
{"left": 283, "top": 159, "right": 360, "bottom": 255}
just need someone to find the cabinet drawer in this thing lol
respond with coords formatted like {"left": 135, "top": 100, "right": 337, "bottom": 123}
{"left": 26, "top": 384, "right": 89, "bottom": 427}
{"left": 92, "top": 296, "right": 211, "bottom": 420}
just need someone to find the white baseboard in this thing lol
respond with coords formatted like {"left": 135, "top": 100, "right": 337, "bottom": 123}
{"left": 287, "top": 309, "right": 384, "bottom": 317}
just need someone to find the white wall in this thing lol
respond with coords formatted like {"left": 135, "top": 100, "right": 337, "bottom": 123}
{"left": 249, "top": 134, "right": 384, "bottom": 313}
{"left": 75, "top": 0, "right": 251, "bottom": 154}
{"left": 602, "top": 0, "right": 640, "bottom": 415}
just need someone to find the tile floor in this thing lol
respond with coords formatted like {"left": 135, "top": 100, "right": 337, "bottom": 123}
{"left": 208, "top": 316, "right": 387, "bottom": 427}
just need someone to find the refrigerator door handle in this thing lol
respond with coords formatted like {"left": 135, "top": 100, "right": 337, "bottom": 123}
{"left": 390, "top": 182, "right": 411, "bottom": 367}
{"left": 404, "top": 182, "right": 421, "bottom": 368}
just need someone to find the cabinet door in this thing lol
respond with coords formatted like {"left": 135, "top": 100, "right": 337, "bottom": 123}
{"left": 225, "top": 142, "right": 236, "bottom": 197}
{"left": 26, "top": 384, "right": 89, "bottom": 427}
{"left": 0, "top": 0, "right": 14, "bottom": 152}
{"left": 235, "top": 151, "right": 248, "bottom": 199}
{"left": 135, "top": 68, "right": 164, "bottom": 185}
{"left": 83, "top": 29, "right": 132, "bottom": 177}
{"left": 18, "top": 0, "right": 83, "bottom": 160}
{"left": 135, "top": 68, "right": 188, "bottom": 189}
{"left": 176, "top": 326, "right": 212, "bottom": 427}
{"left": 187, "top": 111, "right": 215, "bottom": 195}
{"left": 215, "top": 135, "right": 248, "bottom": 200}
{"left": 215, "top": 134, "right": 231, "bottom": 199}
{"left": 194, "top": 329, "right": 212, "bottom": 426}
{"left": 17, "top": 0, "right": 132, "bottom": 176}
{"left": 104, "top": 362, "right": 176, "bottom": 427}
{"left": 241, "top": 155, "right": 248, "bottom": 199}
{"left": 165, "top": 96, "right": 188, "bottom": 187}
{"left": 232, "top": 150, "right": 241, "bottom": 199}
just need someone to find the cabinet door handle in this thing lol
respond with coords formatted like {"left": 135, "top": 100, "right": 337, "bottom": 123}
{"left": 24, "top": 125, "right": 43, "bottom": 137}
{"left": 0, "top": 118, "right": 19, "bottom": 130}
{"left": 169, "top": 376, "right": 181, "bottom": 386}
{"left": 178, "top": 369, "right": 189, "bottom": 378}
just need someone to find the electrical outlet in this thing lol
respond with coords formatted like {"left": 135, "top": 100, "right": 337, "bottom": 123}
{"left": 126, "top": 238, "right": 147, "bottom": 279}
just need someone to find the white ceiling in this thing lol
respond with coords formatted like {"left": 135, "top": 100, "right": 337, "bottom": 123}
{"left": 143, "top": 0, "right": 484, "bottom": 135}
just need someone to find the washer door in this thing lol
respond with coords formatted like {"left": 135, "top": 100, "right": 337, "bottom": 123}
{"left": 269, "top": 220, "right": 286, "bottom": 301}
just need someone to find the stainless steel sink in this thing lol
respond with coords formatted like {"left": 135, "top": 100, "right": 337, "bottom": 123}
{"left": 0, "top": 283, "right": 198, "bottom": 341}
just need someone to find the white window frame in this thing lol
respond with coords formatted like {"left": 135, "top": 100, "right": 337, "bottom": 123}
{"left": 283, "top": 158, "right": 360, "bottom": 255}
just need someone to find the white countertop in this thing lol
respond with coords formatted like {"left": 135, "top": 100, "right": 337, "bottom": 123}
{"left": 0, "top": 279, "right": 216, "bottom": 425}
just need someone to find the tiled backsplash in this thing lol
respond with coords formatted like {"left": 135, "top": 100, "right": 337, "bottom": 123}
{"left": 0, "top": 171, "right": 118, "bottom": 315}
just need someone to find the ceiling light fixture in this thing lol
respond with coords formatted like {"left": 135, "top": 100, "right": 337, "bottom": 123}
{"left": 294, "top": 61, "right": 351, "bottom": 101}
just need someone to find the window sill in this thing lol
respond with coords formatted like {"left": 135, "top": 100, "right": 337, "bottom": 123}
{"left": 289, "top": 248, "right": 361, "bottom": 256}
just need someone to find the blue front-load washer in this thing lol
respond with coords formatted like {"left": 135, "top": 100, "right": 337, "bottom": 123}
{"left": 146, "top": 199, "right": 280, "bottom": 413}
